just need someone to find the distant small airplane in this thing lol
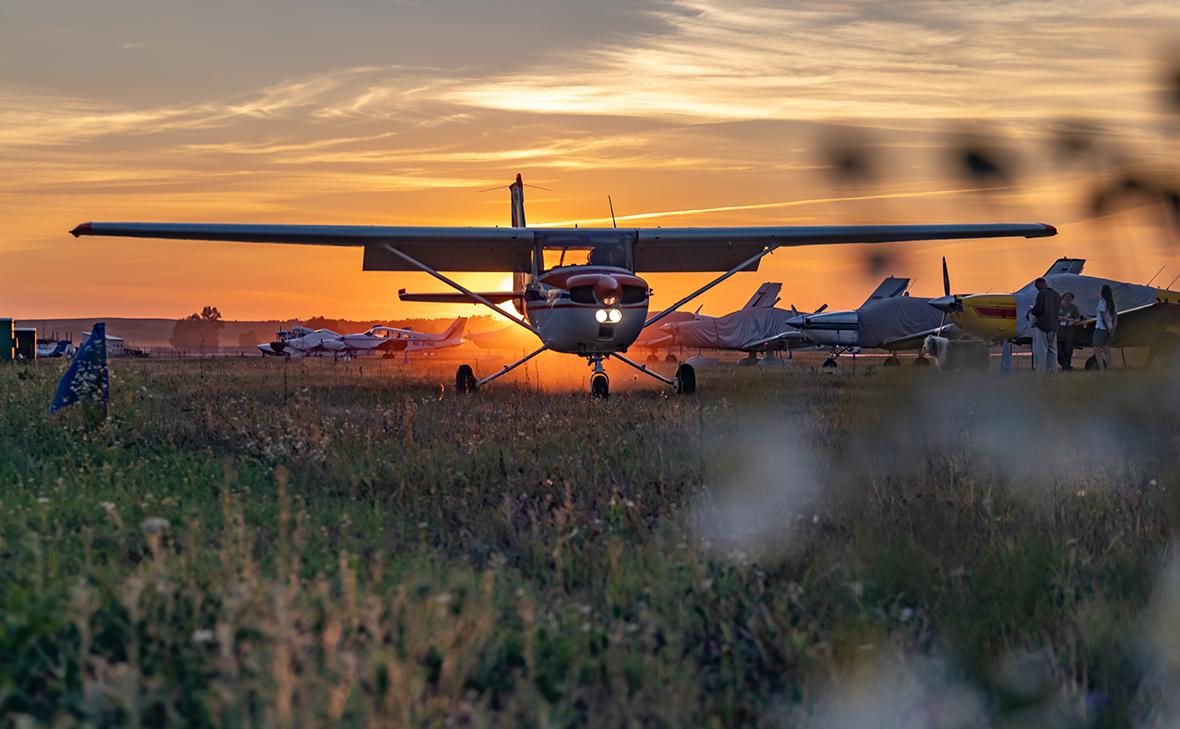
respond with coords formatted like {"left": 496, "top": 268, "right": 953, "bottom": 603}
{"left": 931, "top": 257, "right": 1180, "bottom": 368}
{"left": 338, "top": 317, "right": 467, "bottom": 356}
{"left": 72, "top": 173, "right": 1055, "bottom": 396}
{"left": 658, "top": 282, "right": 823, "bottom": 363}
{"left": 787, "top": 276, "right": 951, "bottom": 367}
{"left": 263, "top": 328, "right": 344, "bottom": 357}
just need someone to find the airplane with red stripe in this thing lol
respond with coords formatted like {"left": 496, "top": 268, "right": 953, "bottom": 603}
{"left": 72, "top": 174, "right": 1055, "bottom": 396}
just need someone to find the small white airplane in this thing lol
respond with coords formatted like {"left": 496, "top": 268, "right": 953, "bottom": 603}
{"left": 338, "top": 317, "right": 467, "bottom": 356}
{"left": 72, "top": 174, "right": 1055, "bottom": 397}
{"left": 263, "top": 328, "right": 344, "bottom": 357}
{"left": 257, "top": 326, "right": 315, "bottom": 356}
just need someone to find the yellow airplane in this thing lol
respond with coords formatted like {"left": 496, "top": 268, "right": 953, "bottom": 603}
{"left": 929, "top": 258, "right": 1180, "bottom": 367}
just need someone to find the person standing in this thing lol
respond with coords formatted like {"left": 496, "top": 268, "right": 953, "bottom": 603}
{"left": 1057, "top": 292, "right": 1081, "bottom": 370}
{"left": 1028, "top": 277, "right": 1061, "bottom": 372}
{"left": 1094, "top": 284, "right": 1118, "bottom": 370}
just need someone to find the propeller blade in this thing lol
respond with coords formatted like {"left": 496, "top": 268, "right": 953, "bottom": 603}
{"left": 814, "top": 303, "right": 829, "bottom": 314}
{"left": 942, "top": 256, "right": 951, "bottom": 297}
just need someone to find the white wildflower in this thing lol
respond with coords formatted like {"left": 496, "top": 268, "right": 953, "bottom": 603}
{"left": 140, "top": 517, "right": 169, "bottom": 535}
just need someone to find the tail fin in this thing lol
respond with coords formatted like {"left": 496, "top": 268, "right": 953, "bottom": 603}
{"left": 742, "top": 282, "right": 782, "bottom": 309}
{"left": 441, "top": 317, "right": 467, "bottom": 342}
{"left": 861, "top": 277, "right": 910, "bottom": 307}
{"left": 509, "top": 173, "right": 526, "bottom": 228}
{"left": 1045, "top": 257, "right": 1085, "bottom": 276}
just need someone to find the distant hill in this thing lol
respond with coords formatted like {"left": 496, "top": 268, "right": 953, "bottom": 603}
{"left": 17, "top": 315, "right": 502, "bottom": 350}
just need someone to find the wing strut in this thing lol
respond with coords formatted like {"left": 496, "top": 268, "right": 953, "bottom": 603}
{"left": 643, "top": 245, "right": 777, "bottom": 329}
{"left": 477, "top": 345, "right": 549, "bottom": 388}
{"left": 380, "top": 243, "right": 540, "bottom": 336}
{"left": 610, "top": 352, "right": 675, "bottom": 386}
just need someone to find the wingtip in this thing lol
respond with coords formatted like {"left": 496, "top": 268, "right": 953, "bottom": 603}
{"left": 70, "top": 222, "right": 92, "bottom": 238}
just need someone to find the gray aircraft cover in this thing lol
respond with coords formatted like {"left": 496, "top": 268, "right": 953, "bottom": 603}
{"left": 1013, "top": 274, "right": 1157, "bottom": 339}
{"left": 666, "top": 308, "right": 797, "bottom": 351}
{"left": 857, "top": 296, "right": 945, "bottom": 349}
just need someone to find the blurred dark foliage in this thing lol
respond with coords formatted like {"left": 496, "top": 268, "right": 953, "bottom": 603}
{"left": 1165, "top": 61, "right": 1180, "bottom": 112}
{"left": 1087, "top": 173, "right": 1173, "bottom": 219}
{"left": 818, "top": 130, "right": 878, "bottom": 184}
{"left": 1049, "top": 120, "right": 1104, "bottom": 165}
{"left": 863, "top": 249, "right": 897, "bottom": 278}
{"left": 945, "top": 129, "right": 1017, "bottom": 187}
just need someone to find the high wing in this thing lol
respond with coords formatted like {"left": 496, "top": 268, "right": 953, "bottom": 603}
{"left": 1073, "top": 302, "right": 1180, "bottom": 348}
{"left": 72, "top": 222, "right": 1056, "bottom": 273}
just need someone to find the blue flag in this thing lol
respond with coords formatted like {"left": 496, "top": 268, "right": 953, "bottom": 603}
{"left": 50, "top": 322, "right": 109, "bottom": 414}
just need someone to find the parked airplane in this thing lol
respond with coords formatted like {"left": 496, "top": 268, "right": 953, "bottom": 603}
{"left": 257, "top": 326, "right": 314, "bottom": 356}
{"left": 657, "top": 282, "right": 822, "bottom": 363}
{"left": 72, "top": 174, "right": 1055, "bottom": 397}
{"left": 264, "top": 328, "right": 345, "bottom": 357}
{"left": 338, "top": 317, "right": 467, "bottom": 355}
{"left": 930, "top": 257, "right": 1180, "bottom": 368}
{"left": 787, "top": 277, "right": 951, "bottom": 367}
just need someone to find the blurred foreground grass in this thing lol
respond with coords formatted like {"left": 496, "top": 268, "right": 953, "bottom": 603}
{"left": 3, "top": 358, "right": 1180, "bottom": 727}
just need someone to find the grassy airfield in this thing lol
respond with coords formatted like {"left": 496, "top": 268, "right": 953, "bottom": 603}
{"left": 3, "top": 356, "right": 1180, "bottom": 727}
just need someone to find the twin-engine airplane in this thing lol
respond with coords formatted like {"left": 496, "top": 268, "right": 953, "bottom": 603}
{"left": 72, "top": 174, "right": 1055, "bottom": 396}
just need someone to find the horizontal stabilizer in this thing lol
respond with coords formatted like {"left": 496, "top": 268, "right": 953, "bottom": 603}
{"left": 398, "top": 288, "right": 517, "bottom": 304}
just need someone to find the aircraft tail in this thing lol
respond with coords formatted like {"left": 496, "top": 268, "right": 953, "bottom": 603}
{"left": 742, "top": 282, "right": 782, "bottom": 309}
{"left": 1045, "top": 257, "right": 1085, "bottom": 276}
{"left": 440, "top": 317, "right": 467, "bottom": 342}
{"left": 510, "top": 173, "right": 526, "bottom": 228}
{"left": 861, "top": 276, "right": 910, "bottom": 307}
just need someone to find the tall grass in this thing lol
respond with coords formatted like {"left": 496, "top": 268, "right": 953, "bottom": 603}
{"left": 2, "top": 358, "right": 1179, "bottom": 727}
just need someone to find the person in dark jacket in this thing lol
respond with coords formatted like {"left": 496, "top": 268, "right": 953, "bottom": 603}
{"left": 1028, "top": 277, "right": 1061, "bottom": 372}
{"left": 1057, "top": 291, "right": 1081, "bottom": 370}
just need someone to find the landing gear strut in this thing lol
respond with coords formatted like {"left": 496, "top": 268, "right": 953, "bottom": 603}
{"left": 589, "top": 354, "right": 610, "bottom": 398}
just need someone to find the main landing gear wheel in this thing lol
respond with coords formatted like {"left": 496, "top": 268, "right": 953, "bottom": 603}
{"left": 591, "top": 373, "right": 610, "bottom": 399}
{"left": 822, "top": 358, "right": 838, "bottom": 368}
{"left": 883, "top": 356, "right": 901, "bottom": 367}
{"left": 1085, "top": 355, "right": 1099, "bottom": 371}
{"left": 665, "top": 353, "right": 679, "bottom": 364}
{"left": 913, "top": 357, "right": 931, "bottom": 367}
{"left": 646, "top": 353, "right": 660, "bottom": 365}
{"left": 456, "top": 364, "right": 478, "bottom": 393}
{"left": 673, "top": 363, "right": 696, "bottom": 394}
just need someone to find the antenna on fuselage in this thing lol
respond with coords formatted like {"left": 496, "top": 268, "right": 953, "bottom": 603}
{"left": 1146, "top": 265, "right": 1166, "bottom": 286}
{"left": 608, "top": 196, "right": 618, "bottom": 228}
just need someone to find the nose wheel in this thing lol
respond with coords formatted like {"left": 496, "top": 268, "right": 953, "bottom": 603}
{"left": 588, "top": 354, "right": 610, "bottom": 398}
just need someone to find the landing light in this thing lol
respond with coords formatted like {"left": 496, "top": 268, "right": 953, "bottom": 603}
{"left": 595, "top": 308, "right": 623, "bottom": 323}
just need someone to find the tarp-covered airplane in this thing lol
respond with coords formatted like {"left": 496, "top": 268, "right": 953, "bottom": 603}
{"left": 658, "top": 282, "right": 822, "bottom": 362}
{"left": 787, "top": 277, "right": 952, "bottom": 366}
{"left": 931, "top": 257, "right": 1180, "bottom": 368}
{"left": 72, "top": 174, "right": 1055, "bottom": 396}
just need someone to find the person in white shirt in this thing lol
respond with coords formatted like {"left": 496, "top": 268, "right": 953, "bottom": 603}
{"left": 1093, "top": 284, "right": 1117, "bottom": 370}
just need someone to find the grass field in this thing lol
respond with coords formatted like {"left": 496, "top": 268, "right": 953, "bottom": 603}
{"left": 3, "top": 356, "right": 1180, "bottom": 727}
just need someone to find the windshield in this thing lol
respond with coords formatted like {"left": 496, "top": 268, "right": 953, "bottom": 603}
{"left": 540, "top": 239, "right": 630, "bottom": 271}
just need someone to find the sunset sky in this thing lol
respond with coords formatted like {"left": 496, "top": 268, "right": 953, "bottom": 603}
{"left": 3, "top": 0, "right": 1180, "bottom": 321}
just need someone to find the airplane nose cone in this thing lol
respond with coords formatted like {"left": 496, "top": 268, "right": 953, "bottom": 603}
{"left": 928, "top": 295, "right": 962, "bottom": 313}
{"left": 270, "top": 341, "right": 287, "bottom": 353}
{"left": 786, "top": 314, "right": 807, "bottom": 328}
{"left": 595, "top": 275, "right": 621, "bottom": 305}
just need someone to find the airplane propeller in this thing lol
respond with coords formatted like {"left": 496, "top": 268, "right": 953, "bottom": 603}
{"left": 929, "top": 256, "right": 965, "bottom": 332}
